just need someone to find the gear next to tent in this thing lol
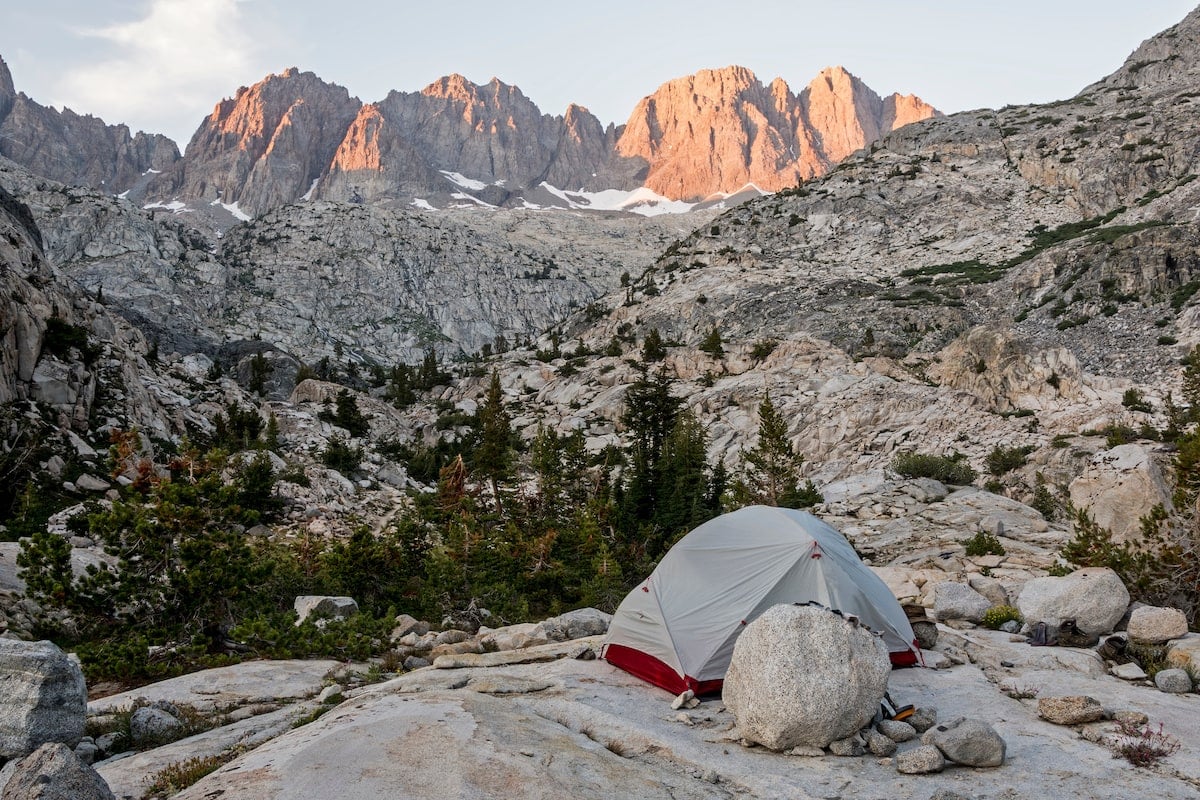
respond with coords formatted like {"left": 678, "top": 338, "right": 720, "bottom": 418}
{"left": 600, "top": 505, "right": 923, "bottom": 695}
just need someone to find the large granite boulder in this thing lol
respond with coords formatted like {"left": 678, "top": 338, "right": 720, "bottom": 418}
{"left": 1126, "top": 606, "right": 1188, "bottom": 645}
{"left": 722, "top": 604, "right": 890, "bottom": 750}
{"left": 1016, "top": 568, "right": 1129, "bottom": 635}
{"left": 0, "top": 742, "right": 114, "bottom": 799}
{"left": 932, "top": 582, "right": 992, "bottom": 623}
{"left": 0, "top": 640, "right": 86, "bottom": 758}
{"left": 530, "top": 608, "right": 612, "bottom": 642}
{"left": 293, "top": 596, "right": 358, "bottom": 625}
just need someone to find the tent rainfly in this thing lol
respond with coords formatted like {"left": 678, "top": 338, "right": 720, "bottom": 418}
{"left": 601, "top": 505, "right": 921, "bottom": 695}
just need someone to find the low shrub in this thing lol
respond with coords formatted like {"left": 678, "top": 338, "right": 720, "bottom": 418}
{"left": 965, "top": 530, "right": 1006, "bottom": 557}
{"left": 1109, "top": 721, "right": 1180, "bottom": 767}
{"left": 981, "top": 605, "right": 1022, "bottom": 630}
{"left": 891, "top": 452, "right": 977, "bottom": 485}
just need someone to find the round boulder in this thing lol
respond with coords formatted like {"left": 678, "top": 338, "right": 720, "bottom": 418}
{"left": 129, "top": 707, "right": 184, "bottom": 746}
{"left": 920, "top": 717, "right": 1006, "bottom": 767}
{"left": 1127, "top": 606, "right": 1188, "bottom": 645}
{"left": 1153, "top": 668, "right": 1193, "bottom": 694}
{"left": 1016, "top": 568, "right": 1129, "bottom": 635}
{"left": 721, "top": 604, "right": 890, "bottom": 751}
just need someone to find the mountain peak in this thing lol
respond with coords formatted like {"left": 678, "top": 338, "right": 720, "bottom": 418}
{"left": 0, "top": 55, "right": 13, "bottom": 98}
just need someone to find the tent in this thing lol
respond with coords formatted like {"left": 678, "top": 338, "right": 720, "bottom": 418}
{"left": 601, "top": 505, "right": 921, "bottom": 695}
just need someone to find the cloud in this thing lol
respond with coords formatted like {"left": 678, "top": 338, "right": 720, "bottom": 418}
{"left": 54, "top": 0, "right": 259, "bottom": 143}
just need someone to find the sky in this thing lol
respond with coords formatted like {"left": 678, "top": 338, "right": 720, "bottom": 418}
{"left": 1, "top": 1, "right": 1196, "bottom": 148}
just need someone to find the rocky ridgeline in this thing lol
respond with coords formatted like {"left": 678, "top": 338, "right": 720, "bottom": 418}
{"left": 144, "top": 65, "right": 935, "bottom": 215}
{"left": 0, "top": 56, "right": 177, "bottom": 196}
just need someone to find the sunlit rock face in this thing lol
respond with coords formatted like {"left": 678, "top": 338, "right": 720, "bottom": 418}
{"left": 140, "top": 65, "right": 933, "bottom": 214}
{"left": 615, "top": 65, "right": 938, "bottom": 200}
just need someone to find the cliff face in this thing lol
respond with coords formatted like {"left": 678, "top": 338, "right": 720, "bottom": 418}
{"left": 614, "top": 66, "right": 940, "bottom": 200}
{"left": 0, "top": 56, "right": 179, "bottom": 194}
{"left": 152, "top": 68, "right": 362, "bottom": 214}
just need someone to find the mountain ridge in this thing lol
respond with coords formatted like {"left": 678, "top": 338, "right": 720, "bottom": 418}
{"left": 0, "top": 55, "right": 937, "bottom": 217}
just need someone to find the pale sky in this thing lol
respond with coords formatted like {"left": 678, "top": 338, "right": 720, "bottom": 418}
{"left": 1, "top": 1, "right": 1196, "bottom": 148}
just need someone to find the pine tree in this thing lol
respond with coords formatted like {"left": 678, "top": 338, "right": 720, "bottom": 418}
{"left": 642, "top": 328, "right": 666, "bottom": 362}
{"left": 740, "top": 393, "right": 806, "bottom": 507}
{"left": 473, "top": 370, "right": 514, "bottom": 513}
{"left": 333, "top": 388, "right": 369, "bottom": 437}
{"left": 655, "top": 409, "right": 712, "bottom": 542}
{"left": 699, "top": 326, "right": 724, "bottom": 357}
{"left": 619, "top": 366, "right": 682, "bottom": 528}
{"left": 1184, "top": 346, "right": 1200, "bottom": 420}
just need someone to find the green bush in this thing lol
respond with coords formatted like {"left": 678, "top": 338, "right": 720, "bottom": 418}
{"left": 981, "top": 605, "right": 1022, "bottom": 630}
{"left": 965, "top": 529, "right": 1006, "bottom": 557}
{"left": 986, "top": 444, "right": 1034, "bottom": 476}
{"left": 891, "top": 452, "right": 977, "bottom": 485}
{"left": 321, "top": 435, "right": 363, "bottom": 474}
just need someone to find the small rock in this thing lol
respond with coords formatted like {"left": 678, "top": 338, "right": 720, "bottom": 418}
{"left": 702, "top": 769, "right": 719, "bottom": 784}
{"left": 896, "top": 745, "right": 945, "bottom": 774}
{"left": 403, "top": 656, "right": 430, "bottom": 671}
{"left": 921, "top": 717, "right": 1005, "bottom": 767}
{"left": 1111, "top": 662, "right": 1147, "bottom": 681}
{"left": 675, "top": 713, "right": 693, "bottom": 725}
{"left": 392, "top": 613, "right": 430, "bottom": 639}
{"left": 317, "top": 684, "right": 344, "bottom": 703}
{"left": 74, "top": 474, "right": 111, "bottom": 492}
{"left": 1112, "top": 710, "right": 1149, "bottom": 727}
{"left": 434, "top": 629, "right": 470, "bottom": 646}
{"left": 1154, "top": 668, "right": 1193, "bottom": 694}
{"left": 787, "top": 744, "right": 825, "bottom": 757}
{"left": 867, "top": 729, "right": 897, "bottom": 756}
{"left": 999, "top": 620, "right": 1021, "bottom": 634}
{"left": 829, "top": 733, "right": 865, "bottom": 756}
{"left": 877, "top": 719, "right": 917, "bottom": 742}
{"left": 907, "top": 706, "right": 938, "bottom": 733}
{"left": 911, "top": 620, "right": 938, "bottom": 650}
{"left": 671, "top": 689, "right": 695, "bottom": 710}
{"left": 1037, "top": 696, "right": 1105, "bottom": 725}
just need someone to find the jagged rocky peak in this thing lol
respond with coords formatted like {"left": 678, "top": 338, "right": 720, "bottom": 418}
{"left": 0, "top": 55, "right": 14, "bottom": 100}
{"left": 616, "top": 64, "right": 938, "bottom": 200}
{"left": 157, "top": 67, "right": 362, "bottom": 215}
{"left": 0, "top": 54, "right": 179, "bottom": 194}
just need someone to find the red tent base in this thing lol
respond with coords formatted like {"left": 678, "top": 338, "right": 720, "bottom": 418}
{"left": 603, "top": 642, "right": 924, "bottom": 695}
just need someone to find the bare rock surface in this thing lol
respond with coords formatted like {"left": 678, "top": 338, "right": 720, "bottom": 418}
{"left": 87, "top": 659, "right": 341, "bottom": 715}
{"left": 152, "top": 649, "right": 1200, "bottom": 800}
{"left": 94, "top": 702, "right": 317, "bottom": 800}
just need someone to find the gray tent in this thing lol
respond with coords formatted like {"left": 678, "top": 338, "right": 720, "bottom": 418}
{"left": 601, "top": 505, "right": 920, "bottom": 694}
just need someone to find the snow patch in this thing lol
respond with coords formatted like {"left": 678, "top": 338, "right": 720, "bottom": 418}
{"left": 143, "top": 200, "right": 191, "bottom": 214}
{"left": 141, "top": 168, "right": 161, "bottom": 175}
{"left": 300, "top": 178, "right": 320, "bottom": 201}
{"left": 411, "top": 198, "right": 436, "bottom": 210}
{"left": 538, "top": 183, "right": 695, "bottom": 217}
{"left": 209, "top": 197, "right": 253, "bottom": 221}
{"left": 450, "top": 192, "right": 496, "bottom": 208}
{"left": 117, "top": 190, "right": 130, "bottom": 199}
{"left": 440, "top": 171, "right": 488, "bottom": 191}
